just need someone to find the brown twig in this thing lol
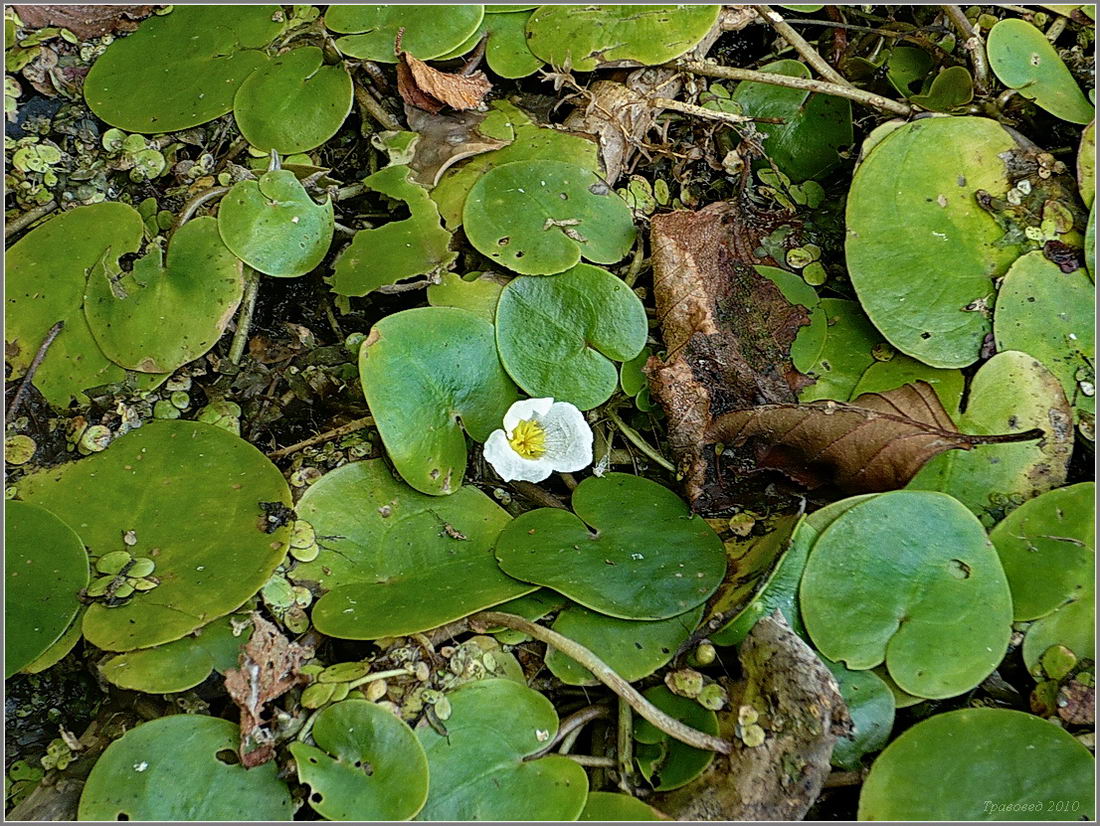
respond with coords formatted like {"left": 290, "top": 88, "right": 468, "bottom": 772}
{"left": 672, "top": 60, "right": 913, "bottom": 117}
{"left": 752, "top": 4, "right": 851, "bottom": 87}
{"left": 941, "top": 5, "right": 991, "bottom": 95}
{"left": 172, "top": 186, "right": 230, "bottom": 233}
{"left": 531, "top": 704, "right": 611, "bottom": 759}
{"left": 471, "top": 612, "right": 733, "bottom": 754}
{"left": 509, "top": 480, "right": 569, "bottom": 510}
{"left": 7, "top": 321, "right": 63, "bottom": 419}
{"left": 5, "top": 200, "right": 58, "bottom": 239}
{"left": 354, "top": 78, "right": 402, "bottom": 131}
{"left": 266, "top": 415, "right": 376, "bottom": 459}
{"left": 228, "top": 268, "right": 261, "bottom": 365}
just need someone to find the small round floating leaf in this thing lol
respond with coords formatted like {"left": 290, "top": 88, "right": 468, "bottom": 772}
{"left": 580, "top": 792, "right": 663, "bottom": 821}
{"left": 633, "top": 685, "right": 719, "bottom": 791}
{"left": 234, "top": 46, "right": 353, "bottom": 154}
{"left": 84, "top": 6, "right": 283, "bottom": 133}
{"left": 358, "top": 307, "right": 519, "bottom": 495}
{"left": 800, "top": 490, "right": 1013, "bottom": 699}
{"left": 825, "top": 659, "right": 894, "bottom": 771}
{"left": 990, "top": 482, "right": 1094, "bottom": 621}
{"left": 846, "top": 116, "right": 1022, "bottom": 367}
{"left": 546, "top": 602, "right": 703, "bottom": 686}
{"left": 218, "top": 169, "right": 334, "bottom": 278}
{"left": 78, "top": 715, "right": 292, "bottom": 821}
{"left": 495, "top": 473, "right": 727, "bottom": 620}
{"left": 293, "top": 460, "right": 532, "bottom": 639}
{"left": 988, "top": 18, "right": 1094, "bottom": 124}
{"left": 910, "top": 65, "right": 974, "bottom": 112}
{"left": 482, "top": 11, "right": 544, "bottom": 78}
{"left": 326, "top": 5, "right": 484, "bottom": 62}
{"left": 289, "top": 700, "right": 429, "bottom": 821}
{"left": 18, "top": 421, "right": 292, "bottom": 652}
{"left": 496, "top": 264, "right": 647, "bottom": 410}
{"left": 463, "top": 159, "right": 636, "bottom": 275}
{"left": 1021, "top": 588, "right": 1095, "bottom": 673}
{"left": 858, "top": 708, "right": 1095, "bottom": 820}
{"left": 5, "top": 502, "right": 88, "bottom": 678}
{"left": 416, "top": 679, "right": 588, "bottom": 820}
{"left": 84, "top": 216, "right": 243, "bottom": 374}
{"left": 524, "top": 5, "right": 720, "bottom": 71}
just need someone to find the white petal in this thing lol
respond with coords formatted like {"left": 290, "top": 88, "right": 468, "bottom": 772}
{"left": 540, "top": 401, "right": 593, "bottom": 473}
{"left": 483, "top": 429, "right": 557, "bottom": 483}
{"left": 503, "top": 397, "right": 554, "bottom": 433}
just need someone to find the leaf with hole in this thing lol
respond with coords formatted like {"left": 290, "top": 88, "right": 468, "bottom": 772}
{"left": 218, "top": 169, "right": 334, "bottom": 278}
{"left": 495, "top": 473, "right": 726, "bottom": 620}
{"left": 289, "top": 700, "right": 429, "bottom": 821}
{"left": 416, "top": 679, "right": 588, "bottom": 820}
{"left": 233, "top": 46, "right": 353, "bottom": 154}
{"left": 800, "top": 490, "right": 1013, "bottom": 699}
{"left": 17, "top": 420, "right": 291, "bottom": 651}
{"left": 463, "top": 159, "right": 636, "bottom": 275}
{"left": 78, "top": 715, "right": 292, "bottom": 820}
{"left": 326, "top": 5, "right": 484, "bottom": 62}
{"left": 5, "top": 502, "right": 88, "bottom": 678}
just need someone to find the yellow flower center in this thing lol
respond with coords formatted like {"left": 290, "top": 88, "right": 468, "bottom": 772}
{"left": 508, "top": 419, "right": 547, "bottom": 459}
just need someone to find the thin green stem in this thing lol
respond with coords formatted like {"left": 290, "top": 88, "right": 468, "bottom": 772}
{"left": 605, "top": 408, "right": 676, "bottom": 473}
{"left": 229, "top": 268, "right": 261, "bottom": 365}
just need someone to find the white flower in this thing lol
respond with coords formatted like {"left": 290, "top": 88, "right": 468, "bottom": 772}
{"left": 483, "top": 398, "right": 593, "bottom": 483}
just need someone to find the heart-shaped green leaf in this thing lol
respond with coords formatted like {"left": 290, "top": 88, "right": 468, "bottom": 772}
{"left": 326, "top": 5, "right": 484, "bottom": 62}
{"left": 233, "top": 46, "right": 353, "bottom": 154}
{"left": 289, "top": 700, "right": 429, "bottom": 820}
{"left": 78, "top": 715, "right": 293, "bottom": 820}
{"left": 496, "top": 264, "right": 647, "bottom": 409}
{"left": 5, "top": 502, "right": 88, "bottom": 677}
{"left": 546, "top": 602, "right": 703, "bottom": 685}
{"left": 495, "top": 473, "right": 726, "bottom": 620}
{"left": 846, "top": 117, "right": 1023, "bottom": 367}
{"left": 84, "top": 6, "right": 283, "bottom": 133}
{"left": 634, "top": 685, "right": 719, "bottom": 791}
{"left": 910, "top": 65, "right": 974, "bottom": 111}
{"left": 218, "top": 169, "right": 334, "bottom": 278}
{"left": 98, "top": 613, "right": 251, "bottom": 693}
{"left": 291, "top": 460, "right": 532, "bottom": 639}
{"left": 859, "top": 708, "right": 1094, "bottom": 820}
{"left": 988, "top": 18, "right": 1094, "bottom": 124}
{"left": 84, "top": 216, "right": 243, "bottom": 374}
{"left": 800, "top": 490, "right": 1013, "bottom": 699}
{"left": 358, "top": 307, "right": 519, "bottom": 495}
{"left": 825, "top": 659, "right": 894, "bottom": 771}
{"left": 463, "top": 159, "right": 636, "bottom": 275}
{"left": 331, "top": 165, "right": 456, "bottom": 296}
{"left": 17, "top": 420, "right": 292, "bottom": 651}
{"left": 524, "top": 5, "right": 720, "bottom": 71}
{"left": 416, "top": 679, "right": 589, "bottom": 820}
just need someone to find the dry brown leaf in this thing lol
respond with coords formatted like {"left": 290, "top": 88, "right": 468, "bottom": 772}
{"left": 224, "top": 612, "right": 314, "bottom": 767}
{"left": 397, "top": 52, "right": 491, "bottom": 114}
{"left": 652, "top": 612, "right": 849, "bottom": 821}
{"left": 12, "top": 5, "right": 156, "bottom": 38}
{"left": 405, "top": 108, "right": 511, "bottom": 187}
{"left": 706, "top": 382, "right": 1044, "bottom": 495}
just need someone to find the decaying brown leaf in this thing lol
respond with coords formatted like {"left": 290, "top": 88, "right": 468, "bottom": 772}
{"left": 12, "top": 5, "right": 156, "bottom": 38}
{"left": 707, "top": 382, "right": 1044, "bottom": 495}
{"left": 397, "top": 51, "right": 492, "bottom": 114}
{"left": 405, "top": 108, "right": 511, "bottom": 187}
{"left": 224, "top": 612, "right": 314, "bottom": 767}
{"left": 652, "top": 612, "right": 850, "bottom": 821}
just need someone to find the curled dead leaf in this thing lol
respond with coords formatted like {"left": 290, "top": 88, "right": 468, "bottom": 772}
{"left": 397, "top": 51, "right": 492, "bottom": 114}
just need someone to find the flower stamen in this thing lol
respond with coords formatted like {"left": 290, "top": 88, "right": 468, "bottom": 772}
{"left": 508, "top": 419, "right": 547, "bottom": 459}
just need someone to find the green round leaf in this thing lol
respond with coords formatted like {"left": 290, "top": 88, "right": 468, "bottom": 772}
{"left": 218, "top": 169, "right": 334, "bottom": 278}
{"left": 633, "top": 685, "right": 718, "bottom": 791}
{"left": 1021, "top": 588, "right": 1095, "bottom": 673}
{"left": 994, "top": 250, "right": 1094, "bottom": 419}
{"left": 885, "top": 46, "right": 934, "bottom": 97}
{"left": 427, "top": 271, "right": 509, "bottom": 323}
{"left": 463, "top": 159, "right": 636, "bottom": 276}
{"left": 98, "top": 613, "right": 251, "bottom": 693}
{"left": 619, "top": 346, "right": 652, "bottom": 397}
{"left": 233, "top": 46, "right": 353, "bottom": 154}
{"left": 358, "top": 307, "right": 519, "bottom": 495}
{"left": 326, "top": 5, "right": 484, "bottom": 62}
{"left": 859, "top": 708, "right": 1094, "bottom": 820}
{"left": 495, "top": 473, "right": 726, "bottom": 620}
{"left": 78, "top": 715, "right": 292, "bottom": 820}
{"left": 290, "top": 700, "right": 429, "bottom": 820}
{"left": 729, "top": 59, "right": 853, "bottom": 182}
{"left": 849, "top": 354, "right": 965, "bottom": 411}
{"left": 84, "top": 6, "right": 283, "bottom": 133}
{"left": 546, "top": 602, "right": 704, "bottom": 686}
{"left": 292, "top": 460, "right": 532, "bottom": 639}
{"left": 800, "top": 490, "right": 1013, "bottom": 699}
{"left": 797, "top": 298, "right": 881, "bottom": 402}
{"left": 988, "top": 18, "right": 1095, "bottom": 124}
{"left": 524, "top": 5, "right": 720, "bottom": 71}
{"left": 482, "top": 11, "right": 544, "bottom": 78}
{"left": 911, "top": 65, "right": 975, "bottom": 112}
{"left": 825, "top": 659, "right": 894, "bottom": 771}
{"left": 908, "top": 351, "right": 1072, "bottom": 524}
{"left": 84, "top": 216, "right": 243, "bottom": 374}
{"left": 990, "top": 482, "right": 1094, "bottom": 621}
{"left": 17, "top": 421, "right": 292, "bottom": 651}
{"left": 580, "top": 791, "right": 663, "bottom": 820}
{"left": 846, "top": 116, "right": 1022, "bottom": 367}
{"left": 5, "top": 502, "right": 88, "bottom": 678}
{"left": 416, "top": 679, "right": 589, "bottom": 820}
{"left": 496, "top": 264, "right": 647, "bottom": 410}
